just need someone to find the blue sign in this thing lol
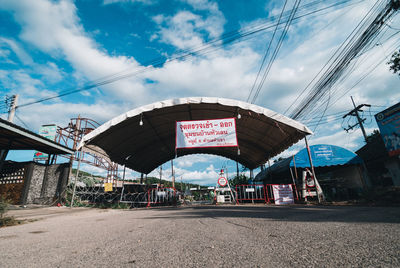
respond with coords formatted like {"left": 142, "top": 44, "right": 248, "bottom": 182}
{"left": 375, "top": 102, "right": 400, "bottom": 156}
{"left": 33, "top": 124, "right": 57, "bottom": 161}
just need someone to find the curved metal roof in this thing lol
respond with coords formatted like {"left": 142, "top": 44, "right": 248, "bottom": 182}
{"left": 79, "top": 97, "right": 312, "bottom": 174}
{"left": 290, "top": 144, "right": 363, "bottom": 168}
{"left": 255, "top": 144, "right": 364, "bottom": 181}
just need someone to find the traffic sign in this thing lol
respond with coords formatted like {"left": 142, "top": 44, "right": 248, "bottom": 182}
{"left": 218, "top": 176, "right": 228, "bottom": 187}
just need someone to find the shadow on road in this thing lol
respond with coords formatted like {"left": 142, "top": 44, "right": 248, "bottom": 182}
{"left": 141, "top": 205, "right": 400, "bottom": 224}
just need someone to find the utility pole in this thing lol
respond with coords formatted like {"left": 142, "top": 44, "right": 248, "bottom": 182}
{"left": 343, "top": 96, "right": 371, "bottom": 143}
{"left": 7, "top": 94, "right": 19, "bottom": 123}
{"left": 0, "top": 95, "right": 19, "bottom": 173}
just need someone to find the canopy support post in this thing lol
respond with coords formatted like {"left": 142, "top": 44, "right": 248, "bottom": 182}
{"left": 304, "top": 136, "right": 325, "bottom": 203}
{"left": 236, "top": 161, "right": 239, "bottom": 179}
{"left": 290, "top": 167, "right": 299, "bottom": 201}
{"left": 159, "top": 165, "right": 162, "bottom": 187}
{"left": 70, "top": 148, "right": 83, "bottom": 208}
{"left": 292, "top": 155, "right": 299, "bottom": 181}
{"left": 120, "top": 164, "right": 127, "bottom": 202}
{"left": 171, "top": 160, "right": 175, "bottom": 189}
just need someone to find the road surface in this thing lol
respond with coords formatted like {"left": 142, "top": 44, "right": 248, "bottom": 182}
{"left": 1, "top": 205, "right": 400, "bottom": 267}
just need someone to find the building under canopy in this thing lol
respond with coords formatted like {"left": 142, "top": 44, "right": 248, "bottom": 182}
{"left": 255, "top": 144, "right": 367, "bottom": 200}
{"left": 78, "top": 97, "right": 312, "bottom": 174}
{"left": 0, "top": 118, "right": 73, "bottom": 205}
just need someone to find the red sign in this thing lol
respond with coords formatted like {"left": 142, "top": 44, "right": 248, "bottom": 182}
{"left": 218, "top": 176, "right": 228, "bottom": 187}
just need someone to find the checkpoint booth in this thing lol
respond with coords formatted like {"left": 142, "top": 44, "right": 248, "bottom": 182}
{"left": 256, "top": 144, "right": 368, "bottom": 201}
{"left": 76, "top": 97, "right": 313, "bottom": 206}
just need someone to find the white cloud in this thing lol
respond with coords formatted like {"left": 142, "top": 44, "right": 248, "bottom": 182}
{"left": 175, "top": 154, "right": 219, "bottom": 168}
{"left": 177, "top": 164, "right": 220, "bottom": 185}
{"left": 103, "top": 0, "right": 155, "bottom": 5}
{"left": 35, "top": 62, "right": 64, "bottom": 83}
{"left": 152, "top": 0, "right": 225, "bottom": 50}
{"left": 1, "top": 0, "right": 147, "bottom": 104}
{"left": 148, "top": 47, "right": 259, "bottom": 99}
{"left": 0, "top": 37, "right": 33, "bottom": 65}
{"left": 8, "top": 100, "right": 127, "bottom": 132}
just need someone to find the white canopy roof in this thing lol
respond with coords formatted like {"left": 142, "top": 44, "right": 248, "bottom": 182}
{"left": 79, "top": 97, "right": 312, "bottom": 174}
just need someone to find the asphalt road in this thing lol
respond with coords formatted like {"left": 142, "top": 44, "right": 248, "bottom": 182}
{"left": 1, "top": 205, "right": 400, "bottom": 267}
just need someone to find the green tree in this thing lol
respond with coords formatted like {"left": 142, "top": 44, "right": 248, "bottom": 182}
{"left": 366, "top": 129, "right": 381, "bottom": 143}
{"left": 229, "top": 174, "right": 250, "bottom": 186}
{"left": 388, "top": 49, "right": 400, "bottom": 75}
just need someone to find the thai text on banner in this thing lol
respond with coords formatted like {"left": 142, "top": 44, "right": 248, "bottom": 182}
{"left": 176, "top": 118, "right": 238, "bottom": 149}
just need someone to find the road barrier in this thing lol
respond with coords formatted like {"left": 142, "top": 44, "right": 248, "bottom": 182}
{"left": 147, "top": 187, "right": 177, "bottom": 208}
{"left": 119, "top": 184, "right": 148, "bottom": 207}
{"left": 235, "top": 184, "right": 298, "bottom": 204}
{"left": 235, "top": 184, "right": 267, "bottom": 204}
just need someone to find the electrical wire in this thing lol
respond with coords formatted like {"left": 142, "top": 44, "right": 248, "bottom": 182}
{"left": 287, "top": 0, "right": 398, "bottom": 121}
{"left": 246, "top": 0, "right": 289, "bottom": 103}
{"left": 15, "top": 113, "right": 31, "bottom": 130}
{"left": 306, "top": 41, "right": 400, "bottom": 117}
{"left": 288, "top": 0, "right": 385, "bottom": 119}
{"left": 250, "top": 0, "right": 302, "bottom": 104}
{"left": 16, "top": 0, "right": 358, "bottom": 109}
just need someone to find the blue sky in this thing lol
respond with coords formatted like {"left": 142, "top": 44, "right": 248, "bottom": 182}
{"left": 1, "top": 0, "right": 399, "bottom": 185}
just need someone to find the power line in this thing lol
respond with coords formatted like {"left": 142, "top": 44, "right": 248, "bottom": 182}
{"left": 246, "top": 0, "right": 289, "bottom": 103}
{"left": 16, "top": 0, "right": 358, "bottom": 109}
{"left": 287, "top": 0, "right": 399, "bottom": 120}
{"left": 305, "top": 41, "right": 400, "bottom": 118}
{"left": 15, "top": 113, "right": 31, "bottom": 130}
{"left": 250, "top": 0, "right": 302, "bottom": 104}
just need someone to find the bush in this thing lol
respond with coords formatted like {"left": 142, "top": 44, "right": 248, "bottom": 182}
{"left": 0, "top": 197, "right": 9, "bottom": 218}
{"left": 0, "top": 197, "right": 19, "bottom": 227}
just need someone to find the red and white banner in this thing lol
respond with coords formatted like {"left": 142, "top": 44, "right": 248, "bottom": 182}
{"left": 272, "top": 184, "right": 294, "bottom": 205}
{"left": 176, "top": 118, "right": 238, "bottom": 149}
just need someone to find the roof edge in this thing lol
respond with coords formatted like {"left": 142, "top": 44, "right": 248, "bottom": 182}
{"left": 79, "top": 97, "right": 312, "bottom": 149}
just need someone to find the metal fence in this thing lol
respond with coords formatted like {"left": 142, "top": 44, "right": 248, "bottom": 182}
{"left": 235, "top": 184, "right": 267, "bottom": 203}
{"left": 147, "top": 187, "right": 177, "bottom": 208}
{"left": 235, "top": 184, "right": 299, "bottom": 204}
{"left": 119, "top": 184, "right": 148, "bottom": 207}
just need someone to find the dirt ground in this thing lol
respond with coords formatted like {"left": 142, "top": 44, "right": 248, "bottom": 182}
{"left": 1, "top": 204, "right": 400, "bottom": 267}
